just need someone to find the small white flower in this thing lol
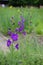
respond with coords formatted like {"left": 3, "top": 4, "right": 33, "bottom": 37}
{"left": 2, "top": 4, "right": 5, "bottom": 7}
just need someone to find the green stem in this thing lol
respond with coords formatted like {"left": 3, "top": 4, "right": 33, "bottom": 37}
{"left": 10, "top": 43, "right": 14, "bottom": 65}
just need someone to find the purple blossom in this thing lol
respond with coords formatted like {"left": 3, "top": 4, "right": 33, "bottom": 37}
{"left": 15, "top": 43, "right": 19, "bottom": 50}
{"left": 8, "top": 31, "right": 12, "bottom": 36}
{"left": 21, "top": 22, "right": 24, "bottom": 26}
{"left": 18, "top": 21, "right": 22, "bottom": 25}
{"left": 11, "top": 33, "right": 18, "bottom": 41}
{"left": 22, "top": 18, "right": 25, "bottom": 23}
{"left": 7, "top": 39, "right": 11, "bottom": 47}
{"left": 20, "top": 16, "right": 25, "bottom": 23}
{"left": 15, "top": 28, "right": 19, "bottom": 32}
{"left": 17, "top": 15, "right": 25, "bottom": 32}
{"left": 19, "top": 25, "right": 24, "bottom": 32}
{"left": 22, "top": 31, "right": 26, "bottom": 35}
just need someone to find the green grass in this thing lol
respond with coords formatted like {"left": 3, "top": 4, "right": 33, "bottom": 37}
{"left": 1, "top": 34, "right": 43, "bottom": 64}
{"left": 0, "top": 34, "right": 43, "bottom": 65}
{"left": 0, "top": 7, "right": 43, "bottom": 65}
{"left": 0, "top": 7, "right": 43, "bottom": 35}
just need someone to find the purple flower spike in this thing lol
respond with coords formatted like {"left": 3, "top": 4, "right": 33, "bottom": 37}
{"left": 15, "top": 43, "right": 19, "bottom": 50}
{"left": 7, "top": 39, "right": 11, "bottom": 47}
{"left": 11, "top": 33, "right": 18, "bottom": 41}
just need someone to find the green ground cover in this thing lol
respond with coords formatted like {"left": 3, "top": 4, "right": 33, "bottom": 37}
{"left": 0, "top": 7, "right": 43, "bottom": 65}
{"left": 0, "top": 7, "right": 43, "bottom": 35}
{"left": 0, "top": 34, "right": 43, "bottom": 65}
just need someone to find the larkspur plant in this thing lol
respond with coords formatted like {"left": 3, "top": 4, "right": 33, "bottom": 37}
{"left": 7, "top": 15, "right": 26, "bottom": 50}
{"left": 16, "top": 16, "right": 25, "bottom": 33}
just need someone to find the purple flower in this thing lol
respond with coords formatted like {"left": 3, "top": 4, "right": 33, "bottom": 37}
{"left": 22, "top": 31, "right": 26, "bottom": 35}
{"left": 8, "top": 31, "right": 12, "bottom": 36}
{"left": 19, "top": 25, "right": 24, "bottom": 32}
{"left": 20, "top": 16, "right": 25, "bottom": 23}
{"left": 22, "top": 18, "right": 25, "bottom": 23}
{"left": 7, "top": 39, "right": 11, "bottom": 47}
{"left": 15, "top": 28, "right": 19, "bottom": 32}
{"left": 15, "top": 43, "right": 19, "bottom": 50}
{"left": 18, "top": 21, "right": 22, "bottom": 25}
{"left": 21, "top": 22, "right": 24, "bottom": 26}
{"left": 11, "top": 33, "right": 18, "bottom": 41}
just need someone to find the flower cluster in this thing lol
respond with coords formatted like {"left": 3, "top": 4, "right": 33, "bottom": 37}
{"left": 11, "top": 33, "right": 18, "bottom": 41}
{"left": 16, "top": 16, "right": 26, "bottom": 34}
{"left": 7, "top": 33, "right": 19, "bottom": 49}
{"left": 7, "top": 15, "right": 26, "bottom": 50}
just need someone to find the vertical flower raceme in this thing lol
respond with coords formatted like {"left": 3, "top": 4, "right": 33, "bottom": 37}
{"left": 7, "top": 15, "right": 26, "bottom": 50}
{"left": 17, "top": 15, "right": 25, "bottom": 33}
